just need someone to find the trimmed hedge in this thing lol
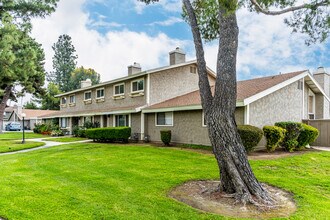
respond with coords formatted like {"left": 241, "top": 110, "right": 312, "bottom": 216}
{"left": 297, "top": 123, "right": 319, "bottom": 149}
{"left": 86, "top": 127, "right": 131, "bottom": 143}
{"left": 237, "top": 125, "right": 263, "bottom": 152}
{"left": 263, "top": 126, "right": 286, "bottom": 152}
{"left": 160, "top": 130, "right": 171, "bottom": 146}
{"left": 275, "top": 122, "right": 303, "bottom": 152}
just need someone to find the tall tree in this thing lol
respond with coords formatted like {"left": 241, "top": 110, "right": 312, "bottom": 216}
{"left": 48, "top": 34, "right": 78, "bottom": 93}
{"left": 0, "top": 15, "right": 47, "bottom": 132}
{"left": 39, "top": 82, "right": 61, "bottom": 110}
{"left": 140, "top": 0, "right": 329, "bottom": 206}
{"left": 70, "top": 66, "right": 101, "bottom": 90}
{"left": 24, "top": 101, "right": 39, "bottom": 109}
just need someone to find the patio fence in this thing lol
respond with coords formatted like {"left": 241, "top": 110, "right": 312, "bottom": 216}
{"left": 303, "top": 119, "right": 330, "bottom": 147}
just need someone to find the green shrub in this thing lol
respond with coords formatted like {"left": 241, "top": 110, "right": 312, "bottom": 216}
{"left": 297, "top": 123, "right": 319, "bottom": 149}
{"left": 72, "top": 126, "right": 87, "bottom": 138}
{"left": 263, "top": 126, "right": 286, "bottom": 152}
{"left": 86, "top": 127, "right": 131, "bottom": 143}
{"left": 51, "top": 130, "right": 64, "bottom": 137}
{"left": 275, "top": 122, "right": 303, "bottom": 152}
{"left": 160, "top": 130, "right": 171, "bottom": 146}
{"left": 33, "top": 123, "right": 52, "bottom": 134}
{"left": 237, "top": 125, "right": 263, "bottom": 152}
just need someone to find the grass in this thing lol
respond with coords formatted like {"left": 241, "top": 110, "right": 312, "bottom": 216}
{"left": 42, "top": 137, "right": 88, "bottom": 142}
{"left": 0, "top": 143, "right": 328, "bottom": 219}
{"left": 0, "top": 132, "right": 47, "bottom": 140}
{"left": 177, "top": 144, "right": 212, "bottom": 151}
{"left": 0, "top": 140, "right": 45, "bottom": 153}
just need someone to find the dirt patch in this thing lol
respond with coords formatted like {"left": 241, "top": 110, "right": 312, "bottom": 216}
{"left": 169, "top": 180, "right": 296, "bottom": 219}
{"left": 248, "top": 148, "right": 317, "bottom": 160}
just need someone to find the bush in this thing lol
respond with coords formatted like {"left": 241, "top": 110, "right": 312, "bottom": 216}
{"left": 297, "top": 123, "right": 319, "bottom": 149}
{"left": 263, "top": 126, "right": 286, "bottom": 152}
{"left": 237, "top": 125, "right": 263, "bottom": 152}
{"left": 275, "top": 122, "right": 303, "bottom": 152}
{"left": 51, "top": 130, "right": 64, "bottom": 137}
{"left": 72, "top": 126, "right": 87, "bottom": 138}
{"left": 86, "top": 127, "right": 131, "bottom": 143}
{"left": 160, "top": 130, "right": 171, "bottom": 146}
{"left": 33, "top": 123, "right": 52, "bottom": 134}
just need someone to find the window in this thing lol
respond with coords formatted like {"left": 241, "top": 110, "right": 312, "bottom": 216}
{"left": 114, "top": 83, "right": 125, "bottom": 95}
{"left": 115, "top": 115, "right": 129, "bottom": 127}
{"left": 131, "top": 79, "right": 144, "bottom": 93}
{"left": 61, "top": 118, "right": 68, "bottom": 128}
{"left": 190, "top": 66, "right": 197, "bottom": 74}
{"left": 202, "top": 112, "right": 207, "bottom": 127}
{"left": 156, "top": 112, "right": 173, "bottom": 126}
{"left": 84, "top": 91, "right": 92, "bottom": 101}
{"left": 61, "top": 97, "right": 67, "bottom": 105}
{"left": 308, "top": 89, "right": 315, "bottom": 119}
{"left": 96, "top": 88, "right": 105, "bottom": 99}
{"left": 297, "top": 80, "right": 303, "bottom": 90}
{"left": 69, "top": 95, "right": 75, "bottom": 104}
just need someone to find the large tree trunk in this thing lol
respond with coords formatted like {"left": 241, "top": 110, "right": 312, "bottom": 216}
{"left": 183, "top": 0, "right": 273, "bottom": 205}
{"left": 0, "top": 86, "right": 12, "bottom": 133}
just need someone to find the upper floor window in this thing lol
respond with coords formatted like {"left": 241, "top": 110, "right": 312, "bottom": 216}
{"left": 69, "top": 95, "right": 75, "bottom": 104}
{"left": 84, "top": 91, "right": 92, "bottom": 101}
{"left": 96, "top": 88, "right": 105, "bottom": 99}
{"left": 61, "top": 97, "right": 67, "bottom": 105}
{"left": 156, "top": 112, "right": 173, "bottom": 126}
{"left": 131, "top": 79, "right": 144, "bottom": 93}
{"left": 308, "top": 89, "right": 315, "bottom": 119}
{"left": 114, "top": 83, "right": 125, "bottom": 96}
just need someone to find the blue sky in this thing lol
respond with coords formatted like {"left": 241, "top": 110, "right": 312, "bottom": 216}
{"left": 30, "top": 0, "right": 330, "bottom": 82}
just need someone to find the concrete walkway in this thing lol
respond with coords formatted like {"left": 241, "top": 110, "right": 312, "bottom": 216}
{"left": 0, "top": 137, "right": 91, "bottom": 156}
{"left": 312, "top": 146, "right": 330, "bottom": 152}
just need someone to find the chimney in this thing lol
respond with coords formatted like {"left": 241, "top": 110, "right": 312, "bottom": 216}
{"left": 13, "top": 104, "right": 22, "bottom": 117}
{"left": 314, "top": 66, "right": 328, "bottom": 75}
{"left": 169, "top": 47, "right": 186, "bottom": 65}
{"left": 81, "top": 79, "right": 92, "bottom": 88}
{"left": 128, "top": 62, "right": 142, "bottom": 76}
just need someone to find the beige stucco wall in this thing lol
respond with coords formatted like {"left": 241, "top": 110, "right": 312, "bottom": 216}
{"left": 130, "top": 113, "right": 141, "bottom": 134}
{"left": 149, "top": 66, "right": 215, "bottom": 105}
{"left": 249, "top": 81, "right": 303, "bottom": 128}
{"left": 60, "top": 75, "right": 147, "bottom": 113}
{"left": 146, "top": 108, "right": 244, "bottom": 145}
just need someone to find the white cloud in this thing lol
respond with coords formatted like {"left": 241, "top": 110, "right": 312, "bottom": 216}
{"left": 148, "top": 16, "right": 183, "bottom": 26}
{"left": 30, "top": 0, "right": 187, "bottom": 83}
{"left": 132, "top": 0, "right": 182, "bottom": 14}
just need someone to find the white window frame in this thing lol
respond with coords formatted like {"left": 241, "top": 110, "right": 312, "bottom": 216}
{"left": 84, "top": 90, "right": 92, "bottom": 101}
{"left": 202, "top": 111, "right": 207, "bottom": 127}
{"left": 308, "top": 89, "right": 315, "bottom": 119}
{"left": 113, "top": 114, "right": 131, "bottom": 127}
{"left": 131, "top": 78, "right": 144, "bottom": 93}
{"left": 155, "top": 112, "right": 173, "bottom": 127}
{"left": 61, "top": 97, "right": 67, "bottom": 105}
{"left": 60, "top": 117, "right": 68, "bottom": 128}
{"left": 96, "top": 88, "right": 105, "bottom": 99}
{"left": 69, "top": 95, "right": 75, "bottom": 104}
{"left": 113, "top": 83, "right": 125, "bottom": 96}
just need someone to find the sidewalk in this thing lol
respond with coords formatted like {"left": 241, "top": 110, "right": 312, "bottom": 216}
{"left": 312, "top": 146, "right": 330, "bottom": 152}
{"left": 0, "top": 138, "right": 91, "bottom": 156}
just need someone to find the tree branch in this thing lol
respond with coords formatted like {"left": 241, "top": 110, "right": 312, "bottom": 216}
{"left": 250, "top": 0, "right": 329, "bottom": 15}
{"left": 182, "top": 0, "right": 213, "bottom": 108}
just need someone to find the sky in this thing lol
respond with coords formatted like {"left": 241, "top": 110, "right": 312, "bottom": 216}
{"left": 29, "top": 0, "right": 329, "bottom": 84}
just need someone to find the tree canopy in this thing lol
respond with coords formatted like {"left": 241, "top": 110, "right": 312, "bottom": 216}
{"left": 70, "top": 66, "right": 101, "bottom": 90}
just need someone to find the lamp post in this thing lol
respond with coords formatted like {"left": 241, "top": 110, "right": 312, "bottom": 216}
{"left": 21, "top": 113, "right": 26, "bottom": 144}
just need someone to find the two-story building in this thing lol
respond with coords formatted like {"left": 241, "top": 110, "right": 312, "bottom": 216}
{"left": 42, "top": 48, "right": 330, "bottom": 145}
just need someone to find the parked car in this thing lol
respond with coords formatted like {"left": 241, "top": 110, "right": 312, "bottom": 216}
{"left": 5, "top": 122, "right": 21, "bottom": 131}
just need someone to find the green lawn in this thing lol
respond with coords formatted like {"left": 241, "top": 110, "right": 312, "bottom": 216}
{"left": 0, "top": 143, "right": 329, "bottom": 219}
{"left": 0, "top": 140, "right": 45, "bottom": 153}
{"left": 0, "top": 132, "right": 47, "bottom": 140}
{"left": 42, "top": 137, "right": 88, "bottom": 142}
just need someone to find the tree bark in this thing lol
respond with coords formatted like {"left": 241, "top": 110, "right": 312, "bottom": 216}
{"left": 0, "top": 86, "right": 12, "bottom": 133}
{"left": 183, "top": 0, "right": 273, "bottom": 205}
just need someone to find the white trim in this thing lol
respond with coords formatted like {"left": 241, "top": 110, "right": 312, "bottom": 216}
{"left": 244, "top": 104, "right": 250, "bottom": 124}
{"left": 155, "top": 112, "right": 174, "bottom": 127}
{"left": 140, "top": 113, "right": 145, "bottom": 140}
{"left": 131, "top": 78, "right": 144, "bottom": 93}
{"left": 147, "top": 74, "right": 150, "bottom": 105}
{"left": 113, "top": 83, "right": 125, "bottom": 96}
{"left": 243, "top": 71, "right": 308, "bottom": 105}
{"left": 202, "top": 111, "right": 207, "bottom": 127}
{"left": 95, "top": 87, "right": 105, "bottom": 99}
{"left": 305, "top": 74, "right": 330, "bottom": 102}
{"left": 302, "top": 77, "right": 305, "bottom": 119}
{"left": 84, "top": 90, "right": 92, "bottom": 101}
